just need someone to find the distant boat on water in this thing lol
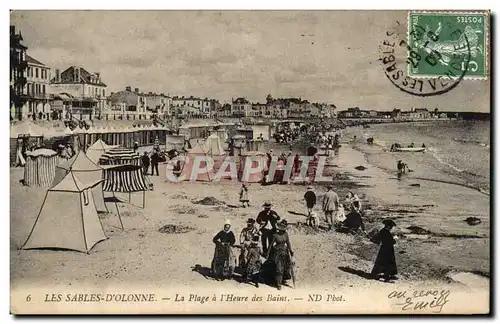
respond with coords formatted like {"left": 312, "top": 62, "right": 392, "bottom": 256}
{"left": 393, "top": 147, "right": 426, "bottom": 152}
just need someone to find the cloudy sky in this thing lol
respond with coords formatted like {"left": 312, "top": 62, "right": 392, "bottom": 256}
{"left": 11, "top": 10, "right": 489, "bottom": 111}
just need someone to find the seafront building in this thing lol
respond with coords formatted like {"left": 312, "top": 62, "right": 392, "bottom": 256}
{"left": 49, "top": 66, "right": 107, "bottom": 117}
{"left": 171, "top": 96, "right": 221, "bottom": 118}
{"left": 107, "top": 86, "right": 172, "bottom": 118}
{"left": 24, "top": 55, "right": 51, "bottom": 120}
{"left": 10, "top": 26, "right": 28, "bottom": 121}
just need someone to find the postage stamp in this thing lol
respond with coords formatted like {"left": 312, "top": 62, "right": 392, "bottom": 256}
{"left": 9, "top": 10, "right": 491, "bottom": 316}
{"left": 407, "top": 11, "right": 489, "bottom": 79}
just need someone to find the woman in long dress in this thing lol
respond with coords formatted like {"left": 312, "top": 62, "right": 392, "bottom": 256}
{"left": 370, "top": 219, "right": 398, "bottom": 282}
{"left": 211, "top": 219, "right": 236, "bottom": 281}
{"left": 264, "top": 220, "right": 294, "bottom": 290}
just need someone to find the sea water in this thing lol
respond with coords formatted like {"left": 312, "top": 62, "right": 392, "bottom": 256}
{"left": 346, "top": 120, "right": 490, "bottom": 193}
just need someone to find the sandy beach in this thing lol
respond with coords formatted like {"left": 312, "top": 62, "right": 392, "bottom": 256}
{"left": 10, "top": 140, "right": 490, "bottom": 298}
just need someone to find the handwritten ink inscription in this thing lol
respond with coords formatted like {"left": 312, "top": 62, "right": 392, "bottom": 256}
{"left": 388, "top": 289, "right": 451, "bottom": 313}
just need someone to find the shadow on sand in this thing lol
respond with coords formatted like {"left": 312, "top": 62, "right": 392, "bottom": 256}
{"left": 288, "top": 210, "right": 308, "bottom": 217}
{"left": 338, "top": 266, "right": 373, "bottom": 280}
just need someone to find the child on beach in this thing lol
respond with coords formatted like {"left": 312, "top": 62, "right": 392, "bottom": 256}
{"left": 239, "top": 183, "right": 250, "bottom": 208}
{"left": 245, "top": 235, "right": 263, "bottom": 287}
{"left": 334, "top": 204, "right": 346, "bottom": 227}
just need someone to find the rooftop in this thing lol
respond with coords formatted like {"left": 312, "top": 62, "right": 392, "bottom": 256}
{"left": 26, "top": 55, "right": 46, "bottom": 67}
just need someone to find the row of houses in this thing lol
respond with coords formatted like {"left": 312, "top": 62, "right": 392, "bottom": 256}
{"left": 337, "top": 107, "right": 448, "bottom": 119}
{"left": 10, "top": 25, "right": 338, "bottom": 121}
{"left": 224, "top": 97, "right": 337, "bottom": 119}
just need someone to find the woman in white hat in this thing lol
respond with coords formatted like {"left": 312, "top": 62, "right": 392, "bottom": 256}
{"left": 211, "top": 219, "right": 236, "bottom": 280}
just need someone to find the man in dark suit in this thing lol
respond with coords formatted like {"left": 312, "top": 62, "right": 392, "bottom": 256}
{"left": 256, "top": 201, "right": 280, "bottom": 255}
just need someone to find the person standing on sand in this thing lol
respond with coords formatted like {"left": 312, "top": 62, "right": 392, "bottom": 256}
{"left": 322, "top": 184, "right": 339, "bottom": 230}
{"left": 370, "top": 219, "right": 398, "bottom": 283}
{"left": 151, "top": 149, "right": 160, "bottom": 176}
{"left": 239, "top": 218, "right": 260, "bottom": 269}
{"left": 239, "top": 183, "right": 250, "bottom": 208}
{"left": 304, "top": 186, "right": 316, "bottom": 216}
{"left": 141, "top": 152, "right": 150, "bottom": 175}
{"left": 211, "top": 219, "right": 237, "bottom": 281}
{"left": 264, "top": 220, "right": 294, "bottom": 291}
{"left": 245, "top": 235, "right": 264, "bottom": 288}
{"left": 256, "top": 201, "right": 281, "bottom": 255}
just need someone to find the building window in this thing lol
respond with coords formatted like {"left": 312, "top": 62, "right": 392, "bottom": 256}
{"left": 35, "top": 68, "right": 39, "bottom": 78}
{"left": 102, "top": 89, "right": 105, "bottom": 97}
{"left": 42, "top": 85, "right": 45, "bottom": 94}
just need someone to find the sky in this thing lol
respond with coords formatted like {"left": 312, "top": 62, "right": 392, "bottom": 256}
{"left": 10, "top": 10, "right": 490, "bottom": 112}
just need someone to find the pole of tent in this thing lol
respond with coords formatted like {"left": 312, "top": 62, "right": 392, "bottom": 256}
{"left": 113, "top": 191, "right": 125, "bottom": 230}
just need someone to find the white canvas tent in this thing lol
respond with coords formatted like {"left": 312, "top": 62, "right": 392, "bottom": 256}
{"left": 86, "top": 138, "right": 119, "bottom": 164}
{"left": 165, "top": 134, "right": 187, "bottom": 151}
{"left": 22, "top": 172, "right": 107, "bottom": 253}
{"left": 203, "top": 134, "right": 226, "bottom": 156}
{"left": 178, "top": 142, "right": 216, "bottom": 181}
{"left": 52, "top": 150, "right": 108, "bottom": 213}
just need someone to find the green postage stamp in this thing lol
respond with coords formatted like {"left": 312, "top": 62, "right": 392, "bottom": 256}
{"left": 407, "top": 11, "right": 489, "bottom": 79}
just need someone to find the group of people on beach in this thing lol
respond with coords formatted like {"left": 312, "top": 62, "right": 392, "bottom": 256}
{"left": 214, "top": 180, "right": 398, "bottom": 289}
{"left": 303, "top": 185, "right": 365, "bottom": 234}
{"left": 211, "top": 201, "right": 294, "bottom": 290}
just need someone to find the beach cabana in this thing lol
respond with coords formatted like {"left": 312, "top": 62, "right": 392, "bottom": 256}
{"left": 23, "top": 148, "right": 59, "bottom": 187}
{"left": 22, "top": 171, "right": 107, "bottom": 254}
{"left": 99, "top": 147, "right": 141, "bottom": 166}
{"left": 102, "top": 164, "right": 150, "bottom": 213}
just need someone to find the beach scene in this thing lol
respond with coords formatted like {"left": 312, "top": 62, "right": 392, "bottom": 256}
{"left": 9, "top": 10, "right": 490, "bottom": 315}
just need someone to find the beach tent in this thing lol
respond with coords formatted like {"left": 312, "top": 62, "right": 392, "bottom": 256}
{"left": 178, "top": 142, "right": 216, "bottom": 182}
{"left": 86, "top": 138, "right": 120, "bottom": 164}
{"left": 203, "top": 134, "right": 226, "bottom": 156}
{"left": 23, "top": 149, "right": 59, "bottom": 187}
{"left": 52, "top": 150, "right": 108, "bottom": 213}
{"left": 102, "top": 164, "right": 150, "bottom": 213}
{"left": 165, "top": 134, "right": 187, "bottom": 151}
{"left": 22, "top": 172, "right": 107, "bottom": 253}
{"left": 238, "top": 151, "right": 267, "bottom": 183}
{"left": 99, "top": 147, "right": 141, "bottom": 166}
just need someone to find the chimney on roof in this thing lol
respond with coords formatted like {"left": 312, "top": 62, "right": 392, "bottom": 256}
{"left": 135, "top": 88, "right": 139, "bottom": 93}
{"left": 73, "top": 67, "right": 80, "bottom": 82}
{"left": 55, "top": 69, "right": 60, "bottom": 83}
{"left": 125, "top": 86, "right": 131, "bottom": 92}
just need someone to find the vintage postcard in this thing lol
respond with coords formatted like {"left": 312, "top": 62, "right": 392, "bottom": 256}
{"left": 9, "top": 10, "right": 491, "bottom": 315}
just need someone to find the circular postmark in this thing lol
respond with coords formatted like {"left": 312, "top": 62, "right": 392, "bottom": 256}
{"left": 378, "top": 15, "right": 473, "bottom": 97}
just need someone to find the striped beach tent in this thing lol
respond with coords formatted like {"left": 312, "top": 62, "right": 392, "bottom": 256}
{"left": 52, "top": 150, "right": 108, "bottom": 213}
{"left": 99, "top": 147, "right": 141, "bottom": 166}
{"left": 23, "top": 149, "right": 59, "bottom": 187}
{"left": 102, "top": 164, "right": 150, "bottom": 208}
